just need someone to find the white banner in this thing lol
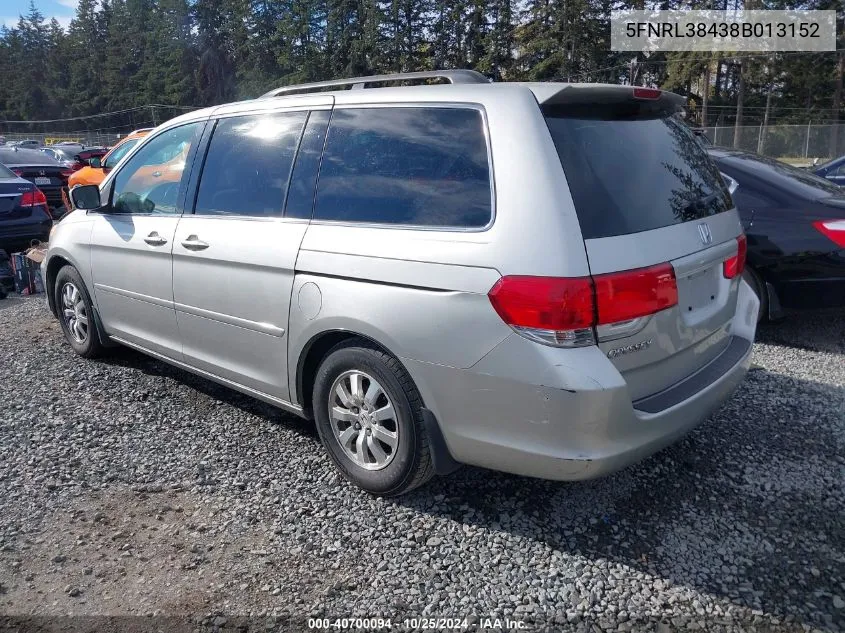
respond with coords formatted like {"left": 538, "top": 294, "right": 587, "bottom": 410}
{"left": 611, "top": 10, "right": 837, "bottom": 52}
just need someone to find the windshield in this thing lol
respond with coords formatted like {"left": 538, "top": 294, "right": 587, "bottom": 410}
{"left": 545, "top": 109, "right": 730, "bottom": 239}
{"left": 104, "top": 138, "right": 139, "bottom": 169}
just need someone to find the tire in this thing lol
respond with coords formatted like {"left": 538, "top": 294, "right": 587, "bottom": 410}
{"left": 312, "top": 339, "right": 434, "bottom": 496}
{"left": 742, "top": 267, "right": 768, "bottom": 324}
{"left": 54, "top": 265, "right": 104, "bottom": 358}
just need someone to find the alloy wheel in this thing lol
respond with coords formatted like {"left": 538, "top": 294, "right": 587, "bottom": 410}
{"left": 61, "top": 282, "right": 89, "bottom": 344}
{"left": 329, "top": 370, "right": 399, "bottom": 471}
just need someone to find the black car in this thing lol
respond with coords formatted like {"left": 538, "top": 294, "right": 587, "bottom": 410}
{"left": 0, "top": 162, "right": 52, "bottom": 253}
{"left": 709, "top": 148, "right": 845, "bottom": 320}
{"left": 0, "top": 147, "right": 70, "bottom": 218}
{"left": 813, "top": 155, "right": 845, "bottom": 186}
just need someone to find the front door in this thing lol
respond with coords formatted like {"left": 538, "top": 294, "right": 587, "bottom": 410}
{"left": 90, "top": 121, "right": 205, "bottom": 359}
{"left": 172, "top": 106, "right": 328, "bottom": 401}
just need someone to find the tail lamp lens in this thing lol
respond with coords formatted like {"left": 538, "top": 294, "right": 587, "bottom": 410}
{"left": 488, "top": 264, "right": 679, "bottom": 348}
{"left": 813, "top": 219, "right": 845, "bottom": 248}
{"left": 487, "top": 276, "right": 595, "bottom": 331}
{"left": 594, "top": 263, "right": 678, "bottom": 324}
{"left": 723, "top": 234, "right": 747, "bottom": 279}
{"left": 20, "top": 189, "right": 48, "bottom": 207}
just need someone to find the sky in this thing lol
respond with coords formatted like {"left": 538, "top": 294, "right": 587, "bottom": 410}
{"left": 1, "top": 0, "right": 78, "bottom": 31}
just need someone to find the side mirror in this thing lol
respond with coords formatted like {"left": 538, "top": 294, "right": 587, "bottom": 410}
{"left": 89, "top": 157, "right": 102, "bottom": 168}
{"left": 70, "top": 184, "right": 103, "bottom": 211}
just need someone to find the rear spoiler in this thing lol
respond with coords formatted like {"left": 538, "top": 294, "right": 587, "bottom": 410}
{"left": 527, "top": 83, "right": 685, "bottom": 117}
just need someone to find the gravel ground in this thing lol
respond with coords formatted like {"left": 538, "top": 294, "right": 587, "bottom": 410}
{"left": 0, "top": 294, "right": 843, "bottom": 632}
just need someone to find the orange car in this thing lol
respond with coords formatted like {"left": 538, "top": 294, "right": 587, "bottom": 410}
{"left": 63, "top": 128, "right": 153, "bottom": 208}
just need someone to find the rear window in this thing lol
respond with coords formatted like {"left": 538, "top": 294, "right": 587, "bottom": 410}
{"left": 0, "top": 163, "right": 16, "bottom": 179}
{"left": 718, "top": 151, "right": 842, "bottom": 199}
{"left": 313, "top": 107, "right": 492, "bottom": 228}
{"left": 545, "top": 109, "right": 731, "bottom": 240}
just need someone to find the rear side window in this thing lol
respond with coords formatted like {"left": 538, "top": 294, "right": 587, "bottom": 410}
{"left": 545, "top": 110, "right": 731, "bottom": 239}
{"left": 195, "top": 111, "right": 306, "bottom": 217}
{"left": 0, "top": 163, "right": 15, "bottom": 179}
{"left": 286, "top": 110, "right": 330, "bottom": 219}
{"left": 313, "top": 107, "right": 491, "bottom": 228}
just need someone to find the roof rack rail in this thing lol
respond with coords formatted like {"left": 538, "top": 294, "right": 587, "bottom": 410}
{"left": 260, "top": 69, "right": 490, "bottom": 99}
{"left": 130, "top": 127, "right": 155, "bottom": 134}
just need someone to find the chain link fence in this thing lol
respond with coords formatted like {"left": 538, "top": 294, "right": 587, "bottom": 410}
{"left": 0, "top": 105, "right": 199, "bottom": 148}
{"left": 2, "top": 105, "right": 843, "bottom": 162}
{"left": 702, "top": 124, "right": 845, "bottom": 161}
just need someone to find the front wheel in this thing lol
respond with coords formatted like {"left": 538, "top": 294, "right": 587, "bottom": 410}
{"left": 313, "top": 340, "right": 434, "bottom": 496}
{"left": 54, "top": 265, "right": 104, "bottom": 358}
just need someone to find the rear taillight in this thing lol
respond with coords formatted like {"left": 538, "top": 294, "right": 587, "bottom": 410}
{"left": 723, "top": 234, "right": 747, "bottom": 279}
{"left": 487, "top": 276, "right": 595, "bottom": 332}
{"left": 60, "top": 169, "right": 75, "bottom": 178}
{"left": 594, "top": 263, "right": 678, "bottom": 324}
{"left": 813, "top": 219, "right": 845, "bottom": 248}
{"left": 488, "top": 263, "right": 679, "bottom": 348}
{"left": 633, "top": 87, "right": 662, "bottom": 100}
{"left": 11, "top": 169, "right": 23, "bottom": 176}
{"left": 20, "top": 189, "right": 48, "bottom": 207}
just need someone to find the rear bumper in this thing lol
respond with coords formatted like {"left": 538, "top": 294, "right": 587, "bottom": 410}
{"left": 766, "top": 249, "right": 845, "bottom": 310}
{"left": 775, "top": 277, "right": 845, "bottom": 310}
{"left": 0, "top": 227, "right": 51, "bottom": 250}
{"left": 403, "top": 280, "right": 759, "bottom": 482}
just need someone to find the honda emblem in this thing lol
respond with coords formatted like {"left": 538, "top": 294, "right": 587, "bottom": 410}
{"left": 698, "top": 223, "right": 713, "bottom": 245}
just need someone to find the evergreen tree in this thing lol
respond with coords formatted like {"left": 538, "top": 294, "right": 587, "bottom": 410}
{"left": 0, "top": 0, "right": 840, "bottom": 148}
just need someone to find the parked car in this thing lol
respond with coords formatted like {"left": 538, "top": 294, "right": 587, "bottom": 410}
{"left": 813, "top": 155, "right": 845, "bottom": 186}
{"left": 10, "top": 139, "right": 41, "bottom": 150}
{"left": 41, "top": 147, "right": 83, "bottom": 170}
{"left": 46, "top": 71, "right": 758, "bottom": 496}
{"left": 67, "top": 129, "right": 151, "bottom": 191}
{"left": 42, "top": 146, "right": 109, "bottom": 172}
{"left": 0, "top": 162, "right": 52, "bottom": 252}
{"left": 710, "top": 147, "right": 845, "bottom": 319}
{"left": 0, "top": 147, "right": 70, "bottom": 219}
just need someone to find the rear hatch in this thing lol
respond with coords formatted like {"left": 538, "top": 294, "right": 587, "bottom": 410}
{"left": 1, "top": 149, "right": 69, "bottom": 210}
{"left": 538, "top": 85, "right": 745, "bottom": 402}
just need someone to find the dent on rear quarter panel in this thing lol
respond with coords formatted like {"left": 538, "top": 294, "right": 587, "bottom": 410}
{"left": 287, "top": 265, "right": 511, "bottom": 371}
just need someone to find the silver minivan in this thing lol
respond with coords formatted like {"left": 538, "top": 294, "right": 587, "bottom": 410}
{"left": 45, "top": 71, "right": 759, "bottom": 496}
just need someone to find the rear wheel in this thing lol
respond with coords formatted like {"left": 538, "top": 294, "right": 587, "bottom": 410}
{"left": 312, "top": 339, "right": 434, "bottom": 496}
{"left": 742, "top": 267, "right": 768, "bottom": 324}
{"left": 54, "top": 265, "right": 104, "bottom": 358}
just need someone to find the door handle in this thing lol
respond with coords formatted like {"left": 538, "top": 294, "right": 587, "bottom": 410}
{"left": 181, "top": 235, "right": 209, "bottom": 250}
{"left": 144, "top": 232, "right": 167, "bottom": 246}
{"left": 152, "top": 171, "right": 162, "bottom": 178}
